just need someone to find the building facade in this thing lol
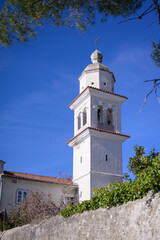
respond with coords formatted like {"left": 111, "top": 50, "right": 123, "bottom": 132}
{"left": 0, "top": 160, "right": 78, "bottom": 212}
{"left": 68, "top": 50, "right": 130, "bottom": 202}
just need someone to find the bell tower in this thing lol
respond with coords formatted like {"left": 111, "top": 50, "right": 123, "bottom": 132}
{"left": 68, "top": 50, "right": 130, "bottom": 202}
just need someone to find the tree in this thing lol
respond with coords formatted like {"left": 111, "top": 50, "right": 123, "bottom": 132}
{"left": 151, "top": 40, "right": 160, "bottom": 67}
{"left": 139, "top": 40, "right": 160, "bottom": 111}
{"left": 0, "top": 0, "right": 159, "bottom": 105}
{"left": 0, "top": 0, "right": 160, "bottom": 47}
{"left": 128, "top": 145, "right": 159, "bottom": 178}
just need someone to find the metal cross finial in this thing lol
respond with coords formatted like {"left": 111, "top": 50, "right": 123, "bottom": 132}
{"left": 95, "top": 36, "right": 99, "bottom": 50}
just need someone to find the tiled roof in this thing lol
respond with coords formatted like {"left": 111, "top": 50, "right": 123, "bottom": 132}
{"left": 68, "top": 86, "right": 128, "bottom": 108}
{"left": 67, "top": 127, "right": 130, "bottom": 144}
{"left": 89, "top": 86, "right": 128, "bottom": 99}
{"left": 3, "top": 171, "right": 76, "bottom": 186}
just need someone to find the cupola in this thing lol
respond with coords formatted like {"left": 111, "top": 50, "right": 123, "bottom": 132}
{"left": 91, "top": 50, "right": 103, "bottom": 63}
{"left": 79, "top": 50, "right": 115, "bottom": 93}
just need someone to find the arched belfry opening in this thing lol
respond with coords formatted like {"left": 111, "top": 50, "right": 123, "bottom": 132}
{"left": 78, "top": 112, "right": 81, "bottom": 130}
{"left": 106, "top": 108, "right": 114, "bottom": 131}
{"left": 83, "top": 108, "right": 87, "bottom": 126}
{"left": 97, "top": 105, "right": 103, "bottom": 128}
{"left": 107, "top": 108, "right": 113, "bottom": 125}
{"left": 96, "top": 106, "right": 114, "bottom": 131}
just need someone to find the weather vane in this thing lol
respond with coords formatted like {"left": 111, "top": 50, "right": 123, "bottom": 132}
{"left": 95, "top": 36, "right": 99, "bottom": 50}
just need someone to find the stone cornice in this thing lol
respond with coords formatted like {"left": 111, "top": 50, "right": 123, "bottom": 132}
{"left": 79, "top": 65, "right": 116, "bottom": 83}
{"left": 67, "top": 127, "right": 130, "bottom": 147}
{"left": 68, "top": 87, "right": 90, "bottom": 110}
{"left": 73, "top": 171, "right": 123, "bottom": 182}
{"left": 67, "top": 128, "right": 90, "bottom": 147}
{"left": 68, "top": 87, "right": 127, "bottom": 110}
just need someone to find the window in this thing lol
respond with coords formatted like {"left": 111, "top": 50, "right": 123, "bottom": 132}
{"left": 64, "top": 196, "right": 77, "bottom": 205}
{"left": 78, "top": 112, "right": 81, "bottom": 130}
{"left": 97, "top": 106, "right": 103, "bottom": 123}
{"left": 80, "top": 156, "right": 82, "bottom": 163}
{"left": 106, "top": 155, "right": 108, "bottom": 161}
{"left": 104, "top": 82, "right": 106, "bottom": 85}
{"left": 16, "top": 189, "right": 28, "bottom": 204}
{"left": 107, "top": 108, "right": 113, "bottom": 125}
{"left": 91, "top": 82, "right": 94, "bottom": 85}
{"left": 83, "top": 108, "right": 87, "bottom": 126}
{"left": 79, "top": 191, "right": 82, "bottom": 198}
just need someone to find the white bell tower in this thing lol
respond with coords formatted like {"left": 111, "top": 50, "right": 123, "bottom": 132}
{"left": 68, "top": 50, "right": 130, "bottom": 202}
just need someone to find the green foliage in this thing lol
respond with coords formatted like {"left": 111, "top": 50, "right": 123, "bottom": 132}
{"left": 0, "top": 0, "right": 95, "bottom": 46}
{"left": 0, "top": 0, "right": 149, "bottom": 46}
{"left": 0, "top": 221, "right": 12, "bottom": 232}
{"left": 60, "top": 146, "right": 160, "bottom": 218}
{"left": 151, "top": 40, "right": 160, "bottom": 67}
{"left": 97, "top": 0, "right": 144, "bottom": 18}
{"left": 128, "top": 145, "right": 159, "bottom": 178}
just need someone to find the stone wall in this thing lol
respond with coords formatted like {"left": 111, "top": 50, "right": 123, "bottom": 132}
{"left": 0, "top": 191, "right": 160, "bottom": 240}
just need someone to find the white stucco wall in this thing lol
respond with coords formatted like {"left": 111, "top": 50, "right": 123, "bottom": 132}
{"left": 90, "top": 134, "right": 123, "bottom": 197}
{"left": 72, "top": 133, "right": 123, "bottom": 201}
{"left": 73, "top": 137, "right": 91, "bottom": 181}
{"left": 73, "top": 136, "right": 91, "bottom": 202}
{"left": 79, "top": 69, "right": 114, "bottom": 93}
{"left": 79, "top": 71, "right": 100, "bottom": 93}
{"left": 99, "top": 71, "right": 114, "bottom": 92}
{"left": 91, "top": 172, "right": 122, "bottom": 197}
{"left": 89, "top": 133, "right": 123, "bottom": 198}
{"left": 91, "top": 136, "right": 122, "bottom": 175}
{"left": 0, "top": 177, "right": 77, "bottom": 212}
{"left": 75, "top": 173, "right": 91, "bottom": 202}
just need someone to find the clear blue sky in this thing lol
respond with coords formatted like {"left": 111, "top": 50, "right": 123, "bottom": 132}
{"left": 0, "top": 4, "right": 160, "bottom": 178}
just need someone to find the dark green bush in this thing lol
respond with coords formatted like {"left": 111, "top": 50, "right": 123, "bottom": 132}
{"left": 60, "top": 148, "right": 160, "bottom": 218}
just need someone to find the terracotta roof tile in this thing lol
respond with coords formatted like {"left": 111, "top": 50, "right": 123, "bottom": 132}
{"left": 67, "top": 127, "right": 130, "bottom": 144}
{"left": 3, "top": 171, "right": 76, "bottom": 186}
{"left": 88, "top": 127, "right": 130, "bottom": 137}
{"left": 89, "top": 86, "right": 128, "bottom": 99}
{"left": 68, "top": 86, "right": 128, "bottom": 108}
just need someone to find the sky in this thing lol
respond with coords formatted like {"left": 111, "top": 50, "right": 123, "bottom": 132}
{"left": 0, "top": 2, "right": 160, "bottom": 179}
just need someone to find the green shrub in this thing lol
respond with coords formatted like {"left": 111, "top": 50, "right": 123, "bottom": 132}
{"left": 60, "top": 147, "right": 160, "bottom": 218}
{"left": 128, "top": 145, "right": 159, "bottom": 178}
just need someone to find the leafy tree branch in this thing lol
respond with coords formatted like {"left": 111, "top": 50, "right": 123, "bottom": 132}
{"left": 0, "top": 0, "right": 160, "bottom": 46}
{"left": 0, "top": 0, "right": 160, "bottom": 108}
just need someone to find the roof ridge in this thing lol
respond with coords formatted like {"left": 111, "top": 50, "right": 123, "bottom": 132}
{"left": 3, "top": 170, "right": 69, "bottom": 180}
{"left": 3, "top": 170, "right": 76, "bottom": 186}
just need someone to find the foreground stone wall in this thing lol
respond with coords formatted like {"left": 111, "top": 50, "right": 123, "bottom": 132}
{"left": 1, "top": 191, "right": 160, "bottom": 240}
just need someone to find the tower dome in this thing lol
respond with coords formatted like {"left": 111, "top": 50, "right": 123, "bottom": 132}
{"left": 91, "top": 50, "right": 103, "bottom": 63}
{"left": 79, "top": 49, "right": 115, "bottom": 93}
